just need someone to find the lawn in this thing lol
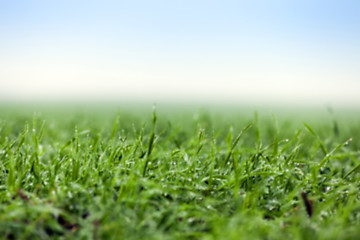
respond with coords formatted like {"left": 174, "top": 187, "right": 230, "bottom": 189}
{"left": 0, "top": 104, "right": 360, "bottom": 239}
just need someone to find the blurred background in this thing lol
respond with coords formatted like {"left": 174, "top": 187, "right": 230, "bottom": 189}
{"left": 1, "top": 0, "right": 359, "bottom": 108}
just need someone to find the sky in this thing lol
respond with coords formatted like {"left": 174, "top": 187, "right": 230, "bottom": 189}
{"left": 0, "top": 0, "right": 359, "bottom": 106}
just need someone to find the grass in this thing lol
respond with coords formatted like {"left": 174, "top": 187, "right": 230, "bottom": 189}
{"left": 0, "top": 104, "right": 360, "bottom": 239}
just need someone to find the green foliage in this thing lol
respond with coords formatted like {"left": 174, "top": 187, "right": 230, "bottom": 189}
{"left": 0, "top": 105, "right": 360, "bottom": 239}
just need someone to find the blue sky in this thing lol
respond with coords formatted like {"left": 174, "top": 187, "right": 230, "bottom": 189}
{"left": 1, "top": 0, "right": 359, "bottom": 105}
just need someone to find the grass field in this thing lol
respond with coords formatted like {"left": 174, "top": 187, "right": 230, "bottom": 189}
{"left": 0, "top": 104, "right": 360, "bottom": 239}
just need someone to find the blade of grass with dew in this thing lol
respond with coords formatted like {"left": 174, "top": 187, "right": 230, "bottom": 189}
{"left": 143, "top": 107, "right": 157, "bottom": 177}
{"left": 223, "top": 122, "right": 253, "bottom": 167}
{"left": 303, "top": 122, "right": 328, "bottom": 155}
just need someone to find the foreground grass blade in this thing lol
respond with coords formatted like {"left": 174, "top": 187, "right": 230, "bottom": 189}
{"left": 303, "top": 122, "right": 328, "bottom": 155}
{"left": 143, "top": 107, "right": 157, "bottom": 177}
{"left": 223, "top": 122, "right": 253, "bottom": 167}
{"left": 343, "top": 162, "right": 360, "bottom": 179}
{"left": 319, "top": 138, "right": 352, "bottom": 168}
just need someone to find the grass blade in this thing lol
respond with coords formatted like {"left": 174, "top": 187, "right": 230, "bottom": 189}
{"left": 223, "top": 122, "right": 253, "bottom": 166}
{"left": 303, "top": 122, "right": 328, "bottom": 155}
{"left": 319, "top": 138, "right": 352, "bottom": 168}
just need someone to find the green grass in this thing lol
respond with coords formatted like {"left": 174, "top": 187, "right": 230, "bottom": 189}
{"left": 0, "top": 104, "right": 360, "bottom": 239}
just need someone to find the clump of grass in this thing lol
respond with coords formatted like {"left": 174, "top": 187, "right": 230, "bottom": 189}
{"left": 0, "top": 106, "right": 360, "bottom": 239}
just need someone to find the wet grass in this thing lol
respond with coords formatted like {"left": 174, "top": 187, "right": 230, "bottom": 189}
{"left": 0, "top": 104, "right": 360, "bottom": 239}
